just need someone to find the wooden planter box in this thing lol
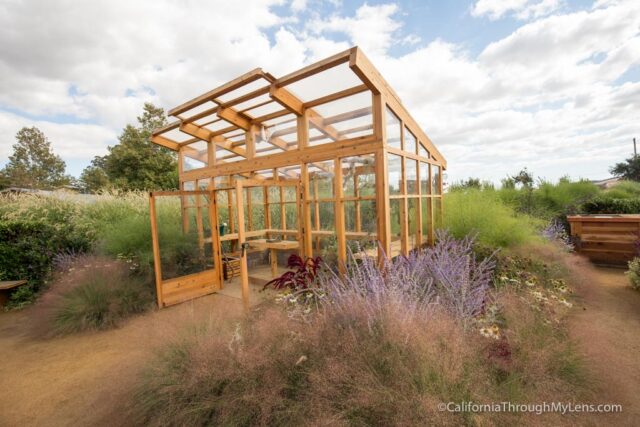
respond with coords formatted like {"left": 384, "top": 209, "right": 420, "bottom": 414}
{"left": 568, "top": 215, "right": 640, "bottom": 266}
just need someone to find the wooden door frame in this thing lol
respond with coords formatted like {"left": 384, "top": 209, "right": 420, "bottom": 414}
{"left": 234, "top": 178, "right": 302, "bottom": 310}
{"left": 149, "top": 190, "right": 222, "bottom": 308}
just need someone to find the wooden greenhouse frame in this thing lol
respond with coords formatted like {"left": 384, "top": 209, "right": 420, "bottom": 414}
{"left": 149, "top": 46, "right": 446, "bottom": 308}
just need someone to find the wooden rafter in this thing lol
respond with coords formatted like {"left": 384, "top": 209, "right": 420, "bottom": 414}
{"left": 150, "top": 135, "right": 180, "bottom": 151}
{"left": 269, "top": 86, "right": 303, "bottom": 116}
{"left": 217, "top": 107, "right": 252, "bottom": 130}
{"left": 180, "top": 122, "right": 247, "bottom": 158}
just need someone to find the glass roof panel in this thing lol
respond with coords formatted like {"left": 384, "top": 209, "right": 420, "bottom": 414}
{"left": 216, "top": 77, "right": 271, "bottom": 103}
{"left": 162, "top": 128, "right": 194, "bottom": 143}
{"left": 282, "top": 62, "right": 362, "bottom": 103}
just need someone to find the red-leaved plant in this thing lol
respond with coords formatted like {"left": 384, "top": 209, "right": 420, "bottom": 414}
{"left": 263, "top": 254, "right": 322, "bottom": 291}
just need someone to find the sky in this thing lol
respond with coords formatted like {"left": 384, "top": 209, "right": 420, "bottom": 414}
{"left": 0, "top": 0, "right": 639, "bottom": 185}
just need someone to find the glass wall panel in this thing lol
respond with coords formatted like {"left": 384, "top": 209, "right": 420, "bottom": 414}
{"left": 388, "top": 154, "right": 402, "bottom": 196}
{"left": 308, "top": 91, "right": 373, "bottom": 146}
{"left": 432, "top": 165, "right": 441, "bottom": 195}
{"left": 418, "top": 141, "right": 430, "bottom": 159}
{"left": 434, "top": 198, "right": 443, "bottom": 230}
{"left": 420, "top": 162, "right": 429, "bottom": 195}
{"left": 270, "top": 204, "right": 282, "bottom": 229}
{"left": 309, "top": 161, "right": 335, "bottom": 199}
{"left": 407, "top": 198, "right": 419, "bottom": 250}
{"left": 182, "top": 140, "right": 208, "bottom": 171}
{"left": 386, "top": 106, "right": 401, "bottom": 149}
{"left": 405, "top": 159, "right": 418, "bottom": 195}
{"left": 389, "top": 199, "right": 402, "bottom": 258}
{"left": 404, "top": 127, "right": 417, "bottom": 154}
{"left": 421, "top": 197, "right": 432, "bottom": 244}
{"left": 341, "top": 154, "right": 375, "bottom": 198}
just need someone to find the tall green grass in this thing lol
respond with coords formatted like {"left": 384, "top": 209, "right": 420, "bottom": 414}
{"left": 443, "top": 189, "right": 542, "bottom": 248}
{"left": 49, "top": 256, "right": 154, "bottom": 334}
{"left": 602, "top": 180, "right": 640, "bottom": 199}
{"left": 496, "top": 178, "right": 600, "bottom": 219}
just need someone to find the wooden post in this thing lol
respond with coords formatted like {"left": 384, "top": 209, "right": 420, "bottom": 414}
{"left": 335, "top": 158, "right": 346, "bottom": 270}
{"left": 428, "top": 164, "right": 434, "bottom": 245}
{"left": 264, "top": 186, "right": 271, "bottom": 238}
{"left": 236, "top": 182, "right": 250, "bottom": 310}
{"left": 354, "top": 173, "right": 361, "bottom": 232}
{"left": 246, "top": 187, "right": 253, "bottom": 231}
{"left": 301, "top": 164, "right": 313, "bottom": 258}
{"left": 246, "top": 125, "right": 257, "bottom": 160}
{"left": 208, "top": 190, "right": 223, "bottom": 288}
{"left": 313, "top": 177, "right": 321, "bottom": 251}
{"left": 149, "top": 194, "right": 164, "bottom": 308}
{"left": 400, "top": 157, "right": 409, "bottom": 255}
{"left": 416, "top": 160, "right": 423, "bottom": 248}
{"left": 280, "top": 185, "right": 286, "bottom": 231}
{"left": 375, "top": 148, "right": 391, "bottom": 260}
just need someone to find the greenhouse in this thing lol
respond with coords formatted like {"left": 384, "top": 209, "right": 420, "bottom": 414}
{"left": 149, "top": 46, "right": 446, "bottom": 308}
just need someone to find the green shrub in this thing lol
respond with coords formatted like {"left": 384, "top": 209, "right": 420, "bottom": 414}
{"left": 626, "top": 258, "right": 640, "bottom": 291}
{"left": 496, "top": 178, "right": 599, "bottom": 219}
{"left": 532, "top": 179, "right": 600, "bottom": 218}
{"left": 602, "top": 180, "right": 640, "bottom": 199}
{"left": 0, "top": 218, "right": 91, "bottom": 308}
{"left": 581, "top": 197, "right": 640, "bottom": 214}
{"left": 51, "top": 258, "right": 154, "bottom": 334}
{"left": 443, "top": 189, "right": 542, "bottom": 248}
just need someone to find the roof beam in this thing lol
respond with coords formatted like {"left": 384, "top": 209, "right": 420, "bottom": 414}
{"left": 269, "top": 85, "right": 304, "bottom": 115}
{"left": 180, "top": 122, "right": 247, "bottom": 158}
{"left": 151, "top": 120, "right": 180, "bottom": 136}
{"left": 150, "top": 135, "right": 180, "bottom": 151}
{"left": 217, "top": 107, "right": 252, "bottom": 131}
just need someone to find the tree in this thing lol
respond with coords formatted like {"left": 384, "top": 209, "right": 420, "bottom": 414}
{"left": 79, "top": 156, "right": 110, "bottom": 193}
{"left": 512, "top": 168, "right": 534, "bottom": 188}
{"left": 81, "top": 103, "right": 178, "bottom": 192}
{"left": 0, "top": 127, "right": 71, "bottom": 189}
{"left": 511, "top": 168, "right": 535, "bottom": 214}
{"left": 610, "top": 156, "right": 640, "bottom": 181}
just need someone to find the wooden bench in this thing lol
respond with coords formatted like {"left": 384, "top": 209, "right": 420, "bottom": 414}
{"left": 0, "top": 280, "right": 28, "bottom": 307}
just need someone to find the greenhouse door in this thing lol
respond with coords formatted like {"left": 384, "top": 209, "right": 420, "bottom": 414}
{"left": 149, "top": 190, "right": 222, "bottom": 308}
{"left": 234, "top": 178, "right": 302, "bottom": 309}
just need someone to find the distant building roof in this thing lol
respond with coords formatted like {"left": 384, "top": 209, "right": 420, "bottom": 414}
{"left": 590, "top": 177, "right": 621, "bottom": 189}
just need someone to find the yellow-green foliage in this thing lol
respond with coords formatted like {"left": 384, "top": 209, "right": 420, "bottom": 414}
{"left": 443, "top": 189, "right": 542, "bottom": 248}
{"left": 602, "top": 180, "right": 640, "bottom": 199}
{"left": 496, "top": 179, "right": 600, "bottom": 219}
{"left": 626, "top": 258, "right": 640, "bottom": 291}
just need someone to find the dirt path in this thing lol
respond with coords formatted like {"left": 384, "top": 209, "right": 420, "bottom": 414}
{"left": 0, "top": 293, "right": 245, "bottom": 427}
{"left": 568, "top": 261, "right": 640, "bottom": 424}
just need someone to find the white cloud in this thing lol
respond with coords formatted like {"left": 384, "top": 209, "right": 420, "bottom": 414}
{"left": 0, "top": 111, "right": 117, "bottom": 164}
{"left": 291, "top": 0, "right": 308, "bottom": 12}
{"left": 471, "top": 0, "right": 562, "bottom": 21}
{"left": 0, "top": 0, "right": 639, "bottom": 184}
{"left": 306, "top": 3, "right": 402, "bottom": 56}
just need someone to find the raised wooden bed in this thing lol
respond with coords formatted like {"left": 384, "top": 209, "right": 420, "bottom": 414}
{"left": 568, "top": 215, "right": 640, "bottom": 265}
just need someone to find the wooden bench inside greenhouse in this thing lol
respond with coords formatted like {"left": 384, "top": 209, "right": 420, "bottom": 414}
{"left": 148, "top": 46, "right": 446, "bottom": 308}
